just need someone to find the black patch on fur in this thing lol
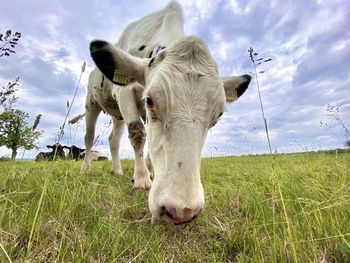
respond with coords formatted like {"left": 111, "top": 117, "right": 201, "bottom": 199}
{"left": 139, "top": 45, "right": 146, "bottom": 51}
{"left": 100, "top": 75, "right": 104, "bottom": 88}
{"left": 148, "top": 57, "right": 155, "bottom": 67}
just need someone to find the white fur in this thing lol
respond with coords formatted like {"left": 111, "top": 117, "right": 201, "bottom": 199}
{"left": 80, "top": 150, "right": 107, "bottom": 161}
{"left": 85, "top": 1, "right": 250, "bottom": 223}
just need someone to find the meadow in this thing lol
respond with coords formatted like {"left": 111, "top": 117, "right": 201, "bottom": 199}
{"left": 0, "top": 152, "right": 349, "bottom": 262}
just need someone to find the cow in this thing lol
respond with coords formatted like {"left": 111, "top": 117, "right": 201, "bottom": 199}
{"left": 80, "top": 150, "right": 108, "bottom": 161}
{"left": 63, "top": 145, "right": 85, "bottom": 160}
{"left": 35, "top": 144, "right": 66, "bottom": 161}
{"left": 83, "top": 1, "right": 251, "bottom": 224}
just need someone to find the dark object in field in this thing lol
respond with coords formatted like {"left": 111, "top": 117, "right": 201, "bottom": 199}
{"left": 35, "top": 144, "right": 65, "bottom": 161}
{"left": 63, "top": 145, "right": 85, "bottom": 160}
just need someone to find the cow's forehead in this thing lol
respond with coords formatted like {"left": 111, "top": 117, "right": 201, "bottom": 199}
{"left": 146, "top": 37, "right": 220, "bottom": 88}
{"left": 166, "top": 36, "right": 217, "bottom": 70}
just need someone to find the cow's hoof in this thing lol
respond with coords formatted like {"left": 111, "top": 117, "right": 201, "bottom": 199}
{"left": 133, "top": 176, "right": 152, "bottom": 189}
{"left": 111, "top": 169, "right": 124, "bottom": 176}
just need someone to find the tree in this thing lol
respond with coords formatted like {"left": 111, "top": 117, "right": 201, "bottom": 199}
{"left": 0, "top": 77, "right": 19, "bottom": 108}
{"left": 0, "top": 28, "right": 40, "bottom": 160}
{"left": 0, "top": 29, "right": 21, "bottom": 58}
{"left": 0, "top": 108, "right": 43, "bottom": 160}
{"left": 346, "top": 139, "right": 350, "bottom": 148}
{"left": 0, "top": 29, "right": 21, "bottom": 107}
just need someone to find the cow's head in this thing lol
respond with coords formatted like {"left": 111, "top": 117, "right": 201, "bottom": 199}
{"left": 90, "top": 36, "right": 251, "bottom": 224}
{"left": 47, "top": 143, "right": 65, "bottom": 158}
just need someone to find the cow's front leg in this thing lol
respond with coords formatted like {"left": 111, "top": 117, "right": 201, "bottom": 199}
{"left": 109, "top": 118, "right": 125, "bottom": 176}
{"left": 128, "top": 120, "right": 152, "bottom": 188}
{"left": 116, "top": 86, "right": 152, "bottom": 189}
{"left": 81, "top": 105, "right": 101, "bottom": 174}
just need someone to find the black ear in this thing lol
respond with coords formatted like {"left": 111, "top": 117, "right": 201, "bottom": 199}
{"left": 90, "top": 40, "right": 147, "bottom": 86}
{"left": 236, "top": 75, "right": 251, "bottom": 97}
{"left": 90, "top": 41, "right": 122, "bottom": 85}
{"left": 222, "top": 75, "right": 251, "bottom": 102}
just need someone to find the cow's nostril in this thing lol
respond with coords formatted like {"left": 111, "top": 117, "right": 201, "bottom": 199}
{"left": 165, "top": 210, "right": 173, "bottom": 219}
{"left": 159, "top": 206, "right": 166, "bottom": 216}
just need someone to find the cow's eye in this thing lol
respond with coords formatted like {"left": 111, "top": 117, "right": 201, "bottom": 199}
{"left": 146, "top": 97, "right": 154, "bottom": 107}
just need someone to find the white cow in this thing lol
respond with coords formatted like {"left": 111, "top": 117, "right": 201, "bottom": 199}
{"left": 83, "top": 1, "right": 251, "bottom": 224}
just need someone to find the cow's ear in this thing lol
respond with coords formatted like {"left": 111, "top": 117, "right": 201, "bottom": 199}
{"left": 90, "top": 40, "right": 148, "bottom": 86}
{"left": 222, "top": 75, "right": 251, "bottom": 103}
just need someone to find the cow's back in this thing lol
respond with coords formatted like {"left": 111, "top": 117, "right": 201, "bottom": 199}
{"left": 116, "top": 1, "right": 184, "bottom": 58}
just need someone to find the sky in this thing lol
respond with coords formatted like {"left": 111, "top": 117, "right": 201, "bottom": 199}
{"left": 0, "top": 0, "right": 349, "bottom": 160}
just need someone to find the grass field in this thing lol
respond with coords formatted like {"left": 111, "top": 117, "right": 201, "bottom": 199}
{"left": 0, "top": 152, "right": 349, "bottom": 262}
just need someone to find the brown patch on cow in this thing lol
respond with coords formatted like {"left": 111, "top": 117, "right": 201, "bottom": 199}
{"left": 104, "top": 96, "right": 119, "bottom": 109}
{"left": 128, "top": 120, "right": 146, "bottom": 149}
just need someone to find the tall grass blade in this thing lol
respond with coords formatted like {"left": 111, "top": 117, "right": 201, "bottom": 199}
{"left": 278, "top": 183, "right": 298, "bottom": 262}
{"left": 0, "top": 243, "right": 13, "bottom": 263}
{"left": 26, "top": 178, "right": 48, "bottom": 256}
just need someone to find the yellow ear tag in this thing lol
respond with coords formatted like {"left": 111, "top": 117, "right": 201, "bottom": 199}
{"left": 225, "top": 89, "right": 238, "bottom": 102}
{"left": 113, "top": 69, "right": 131, "bottom": 85}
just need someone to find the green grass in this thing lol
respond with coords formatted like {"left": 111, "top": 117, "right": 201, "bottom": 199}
{"left": 0, "top": 152, "right": 349, "bottom": 262}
